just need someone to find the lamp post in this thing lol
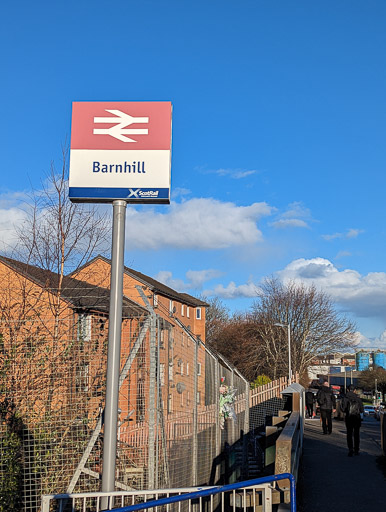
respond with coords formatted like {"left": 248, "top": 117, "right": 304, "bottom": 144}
{"left": 274, "top": 322, "right": 292, "bottom": 382}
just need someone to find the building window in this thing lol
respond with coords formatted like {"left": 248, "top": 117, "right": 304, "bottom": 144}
{"left": 180, "top": 362, "right": 184, "bottom": 376}
{"left": 197, "top": 391, "right": 201, "bottom": 404}
{"left": 169, "top": 300, "right": 174, "bottom": 313}
{"left": 181, "top": 304, "right": 185, "bottom": 317}
{"left": 75, "top": 363, "right": 89, "bottom": 393}
{"left": 78, "top": 313, "right": 91, "bottom": 342}
{"left": 153, "top": 294, "right": 158, "bottom": 307}
{"left": 169, "top": 360, "right": 173, "bottom": 381}
{"left": 196, "top": 307, "right": 201, "bottom": 320}
{"left": 159, "top": 363, "right": 165, "bottom": 386}
{"left": 187, "top": 307, "right": 190, "bottom": 318}
{"left": 187, "top": 391, "right": 191, "bottom": 405}
{"left": 168, "top": 394, "right": 173, "bottom": 413}
{"left": 186, "top": 362, "right": 189, "bottom": 376}
{"left": 197, "top": 362, "right": 202, "bottom": 376}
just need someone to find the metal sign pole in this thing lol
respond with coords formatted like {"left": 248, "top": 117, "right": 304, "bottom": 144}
{"left": 102, "top": 200, "right": 127, "bottom": 498}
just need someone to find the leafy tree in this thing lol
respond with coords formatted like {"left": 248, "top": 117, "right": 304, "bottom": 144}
{"left": 360, "top": 367, "right": 386, "bottom": 400}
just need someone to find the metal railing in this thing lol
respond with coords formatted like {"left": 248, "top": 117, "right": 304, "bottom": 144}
{"left": 42, "top": 473, "right": 296, "bottom": 512}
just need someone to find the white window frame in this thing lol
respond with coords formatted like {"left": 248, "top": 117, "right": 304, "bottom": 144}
{"left": 187, "top": 307, "right": 190, "bottom": 318}
{"left": 153, "top": 294, "right": 158, "bottom": 307}
{"left": 181, "top": 304, "right": 185, "bottom": 317}
{"left": 78, "top": 313, "right": 91, "bottom": 342}
{"left": 159, "top": 363, "right": 165, "bottom": 386}
{"left": 196, "top": 307, "right": 201, "bottom": 320}
{"left": 169, "top": 360, "right": 173, "bottom": 381}
{"left": 197, "top": 362, "right": 202, "bottom": 376}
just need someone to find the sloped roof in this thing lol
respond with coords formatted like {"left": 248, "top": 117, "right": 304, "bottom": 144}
{"left": 0, "top": 256, "right": 147, "bottom": 318}
{"left": 74, "top": 255, "right": 208, "bottom": 308}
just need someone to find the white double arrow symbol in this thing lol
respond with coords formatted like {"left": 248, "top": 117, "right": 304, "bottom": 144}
{"left": 93, "top": 110, "right": 149, "bottom": 142}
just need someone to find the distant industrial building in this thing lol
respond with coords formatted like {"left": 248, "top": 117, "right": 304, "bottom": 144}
{"left": 355, "top": 349, "right": 386, "bottom": 371}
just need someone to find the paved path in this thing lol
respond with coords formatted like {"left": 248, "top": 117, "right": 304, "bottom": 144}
{"left": 297, "top": 415, "right": 386, "bottom": 511}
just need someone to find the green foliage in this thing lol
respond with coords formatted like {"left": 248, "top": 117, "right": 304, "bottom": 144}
{"left": 0, "top": 431, "right": 23, "bottom": 512}
{"left": 250, "top": 375, "right": 271, "bottom": 389}
{"left": 0, "top": 403, "right": 23, "bottom": 512}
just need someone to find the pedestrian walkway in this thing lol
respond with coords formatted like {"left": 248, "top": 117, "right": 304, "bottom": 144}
{"left": 298, "top": 415, "right": 386, "bottom": 511}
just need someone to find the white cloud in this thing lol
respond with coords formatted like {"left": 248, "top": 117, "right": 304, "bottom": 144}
{"left": 270, "top": 201, "right": 313, "bottom": 230}
{"left": 171, "top": 187, "right": 191, "bottom": 199}
{"left": 276, "top": 257, "right": 386, "bottom": 319}
{"left": 281, "top": 202, "right": 311, "bottom": 220}
{"left": 270, "top": 219, "right": 309, "bottom": 229}
{"left": 0, "top": 189, "right": 31, "bottom": 252}
{"left": 353, "top": 331, "right": 386, "bottom": 350}
{"left": 155, "top": 268, "right": 222, "bottom": 292}
{"left": 205, "top": 279, "right": 261, "bottom": 299}
{"left": 201, "top": 167, "right": 258, "bottom": 179}
{"left": 322, "top": 228, "right": 364, "bottom": 241}
{"left": 125, "top": 198, "right": 273, "bottom": 250}
{"left": 0, "top": 207, "right": 28, "bottom": 252}
{"left": 185, "top": 269, "right": 223, "bottom": 288}
{"left": 335, "top": 251, "right": 352, "bottom": 260}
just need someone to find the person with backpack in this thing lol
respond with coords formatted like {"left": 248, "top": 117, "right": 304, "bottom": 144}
{"left": 305, "top": 389, "right": 315, "bottom": 418}
{"left": 341, "top": 385, "right": 364, "bottom": 457}
{"left": 317, "top": 381, "right": 336, "bottom": 434}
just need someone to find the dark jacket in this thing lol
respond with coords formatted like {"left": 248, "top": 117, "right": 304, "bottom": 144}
{"left": 317, "top": 385, "right": 336, "bottom": 410}
{"left": 305, "top": 391, "right": 314, "bottom": 406}
{"left": 340, "top": 391, "right": 364, "bottom": 417}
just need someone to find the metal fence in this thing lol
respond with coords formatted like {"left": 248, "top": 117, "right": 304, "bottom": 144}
{"left": 42, "top": 473, "right": 297, "bottom": 512}
{"left": 0, "top": 293, "right": 291, "bottom": 512}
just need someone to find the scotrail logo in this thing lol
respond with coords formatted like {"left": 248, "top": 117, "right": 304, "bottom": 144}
{"left": 127, "top": 189, "right": 160, "bottom": 199}
{"left": 93, "top": 110, "right": 149, "bottom": 143}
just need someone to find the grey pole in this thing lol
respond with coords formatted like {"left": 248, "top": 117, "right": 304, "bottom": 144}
{"left": 287, "top": 324, "right": 292, "bottom": 382}
{"left": 102, "top": 200, "right": 127, "bottom": 498}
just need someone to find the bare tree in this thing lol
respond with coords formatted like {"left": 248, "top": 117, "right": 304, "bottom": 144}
{"left": 14, "top": 147, "right": 110, "bottom": 338}
{"left": 0, "top": 149, "right": 113, "bottom": 502}
{"left": 202, "top": 296, "right": 230, "bottom": 346}
{"left": 249, "top": 278, "right": 356, "bottom": 378}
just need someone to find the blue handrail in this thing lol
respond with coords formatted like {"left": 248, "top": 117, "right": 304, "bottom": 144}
{"left": 110, "top": 473, "right": 296, "bottom": 512}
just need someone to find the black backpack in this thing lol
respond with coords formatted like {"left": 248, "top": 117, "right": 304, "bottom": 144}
{"left": 348, "top": 399, "right": 361, "bottom": 417}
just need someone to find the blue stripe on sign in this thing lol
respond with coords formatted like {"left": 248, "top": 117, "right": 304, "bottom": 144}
{"left": 69, "top": 187, "right": 170, "bottom": 203}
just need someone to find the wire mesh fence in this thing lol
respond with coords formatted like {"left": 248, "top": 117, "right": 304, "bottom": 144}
{"left": 0, "top": 293, "right": 291, "bottom": 512}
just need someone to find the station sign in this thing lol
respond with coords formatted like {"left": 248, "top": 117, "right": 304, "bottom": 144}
{"left": 69, "top": 101, "right": 172, "bottom": 203}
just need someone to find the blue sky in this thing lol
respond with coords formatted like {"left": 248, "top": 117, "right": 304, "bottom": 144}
{"left": 1, "top": 1, "right": 386, "bottom": 347}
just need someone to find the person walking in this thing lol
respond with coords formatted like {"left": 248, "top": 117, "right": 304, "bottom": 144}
{"left": 317, "top": 381, "right": 336, "bottom": 434}
{"left": 341, "top": 385, "right": 364, "bottom": 457}
{"left": 305, "top": 389, "right": 315, "bottom": 418}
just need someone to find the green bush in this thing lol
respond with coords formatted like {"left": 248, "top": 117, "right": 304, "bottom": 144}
{"left": 0, "top": 429, "right": 23, "bottom": 512}
{"left": 250, "top": 375, "right": 272, "bottom": 389}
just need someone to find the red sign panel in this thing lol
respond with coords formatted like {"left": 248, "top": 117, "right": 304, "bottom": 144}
{"left": 70, "top": 101, "right": 172, "bottom": 150}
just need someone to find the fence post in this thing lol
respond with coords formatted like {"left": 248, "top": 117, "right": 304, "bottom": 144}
{"left": 215, "top": 359, "right": 221, "bottom": 483}
{"left": 147, "top": 312, "right": 157, "bottom": 489}
{"left": 230, "top": 370, "right": 235, "bottom": 444}
{"left": 244, "top": 379, "right": 250, "bottom": 434}
{"left": 192, "top": 339, "right": 198, "bottom": 485}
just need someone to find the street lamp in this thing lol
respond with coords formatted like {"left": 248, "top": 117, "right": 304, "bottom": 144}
{"left": 274, "top": 322, "right": 292, "bottom": 382}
